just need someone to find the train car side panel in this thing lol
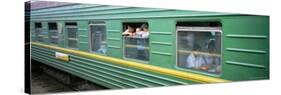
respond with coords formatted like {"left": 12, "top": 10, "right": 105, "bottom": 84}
{"left": 222, "top": 16, "right": 269, "bottom": 81}
{"left": 149, "top": 18, "right": 176, "bottom": 68}
{"left": 31, "top": 45, "right": 194, "bottom": 89}
{"left": 106, "top": 20, "right": 123, "bottom": 59}
{"left": 78, "top": 21, "right": 90, "bottom": 52}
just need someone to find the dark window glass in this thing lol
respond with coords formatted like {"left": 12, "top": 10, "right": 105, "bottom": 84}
{"left": 67, "top": 27, "right": 78, "bottom": 38}
{"left": 48, "top": 23, "right": 57, "bottom": 30}
{"left": 35, "top": 22, "right": 42, "bottom": 28}
{"left": 66, "top": 22, "right": 78, "bottom": 48}
{"left": 68, "top": 39, "right": 78, "bottom": 48}
{"left": 48, "top": 23, "right": 59, "bottom": 44}
{"left": 90, "top": 22, "right": 107, "bottom": 54}
{"left": 124, "top": 37, "right": 149, "bottom": 61}
{"left": 35, "top": 22, "right": 44, "bottom": 42}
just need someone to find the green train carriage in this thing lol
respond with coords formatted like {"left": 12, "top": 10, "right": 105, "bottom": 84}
{"left": 29, "top": 2, "right": 269, "bottom": 89}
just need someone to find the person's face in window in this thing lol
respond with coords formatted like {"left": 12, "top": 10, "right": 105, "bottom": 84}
{"left": 141, "top": 24, "right": 148, "bottom": 32}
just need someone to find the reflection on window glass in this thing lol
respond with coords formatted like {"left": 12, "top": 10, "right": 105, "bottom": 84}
{"left": 66, "top": 22, "right": 78, "bottom": 49}
{"left": 67, "top": 28, "right": 77, "bottom": 38}
{"left": 35, "top": 22, "right": 44, "bottom": 42}
{"left": 48, "top": 23, "right": 59, "bottom": 44}
{"left": 124, "top": 37, "right": 149, "bottom": 61}
{"left": 177, "top": 30, "right": 221, "bottom": 74}
{"left": 68, "top": 39, "right": 78, "bottom": 48}
{"left": 123, "top": 23, "right": 149, "bottom": 62}
{"left": 90, "top": 22, "right": 107, "bottom": 54}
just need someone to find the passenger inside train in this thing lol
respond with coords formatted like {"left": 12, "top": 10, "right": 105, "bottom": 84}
{"left": 183, "top": 32, "right": 221, "bottom": 74}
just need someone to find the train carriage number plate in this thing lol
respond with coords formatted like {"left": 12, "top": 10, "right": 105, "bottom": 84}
{"left": 55, "top": 52, "right": 70, "bottom": 61}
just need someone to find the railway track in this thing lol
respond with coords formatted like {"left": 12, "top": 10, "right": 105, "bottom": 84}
{"left": 31, "top": 60, "right": 107, "bottom": 94}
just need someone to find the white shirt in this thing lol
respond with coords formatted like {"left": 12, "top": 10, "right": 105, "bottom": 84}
{"left": 142, "top": 31, "right": 149, "bottom": 38}
{"left": 186, "top": 53, "right": 206, "bottom": 68}
{"left": 186, "top": 53, "right": 196, "bottom": 68}
{"left": 135, "top": 31, "right": 149, "bottom": 38}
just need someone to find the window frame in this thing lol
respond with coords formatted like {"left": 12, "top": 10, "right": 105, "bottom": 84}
{"left": 175, "top": 26, "right": 223, "bottom": 77}
{"left": 88, "top": 21, "right": 107, "bottom": 55}
{"left": 121, "top": 22, "right": 150, "bottom": 63}
{"left": 65, "top": 22, "right": 79, "bottom": 49}
{"left": 48, "top": 22, "right": 60, "bottom": 45}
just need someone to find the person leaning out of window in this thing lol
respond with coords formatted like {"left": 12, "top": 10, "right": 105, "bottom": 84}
{"left": 122, "top": 25, "right": 135, "bottom": 36}
{"left": 139, "top": 24, "right": 149, "bottom": 38}
{"left": 136, "top": 24, "right": 149, "bottom": 61}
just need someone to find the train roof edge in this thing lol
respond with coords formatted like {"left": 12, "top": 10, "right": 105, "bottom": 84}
{"left": 27, "top": 1, "right": 257, "bottom": 21}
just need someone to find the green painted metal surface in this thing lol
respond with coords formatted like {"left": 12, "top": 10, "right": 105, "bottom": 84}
{"left": 77, "top": 21, "right": 90, "bottom": 52}
{"left": 106, "top": 20, "right": 123, "bottom": 58}
{"left": 30, "top": 4, "right": 235, "bottom": 21}
{"left": 221, "top": 16, "right": 269, "bottom": 81}
{"left": 149, "top": 19, "right": 176, "bottom": 68}
{"left": 31, "top": 46, "right": 193, "bottom": 89}
{"left": 30, "top": 3, "right": 269, "bottom": 87}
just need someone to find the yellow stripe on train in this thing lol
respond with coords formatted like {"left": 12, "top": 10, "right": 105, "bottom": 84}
{"left": 31, "top": 42, "right": 230, "bottom": 83}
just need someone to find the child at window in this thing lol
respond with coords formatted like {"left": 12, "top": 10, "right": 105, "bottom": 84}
{"left": 136, "top": 24, "right": 149, "bottom": 61}
{"left": 135, "top": 28, "right": 142, "bottom": 38}
{"left": 141, "top": 24, "right": 149, "bottom": 38}
{"left": 136, "top": 27, "right": 146, "bottom": 60}
{"left": 135, "top": 24, "right": 149, "bottom": 38}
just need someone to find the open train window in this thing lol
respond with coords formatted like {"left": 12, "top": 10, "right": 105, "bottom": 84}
{"left": 122, "top": 22, "right": 149, "bottom": 62}
{"left": 48, "top": 22, "right": 59, "bottom": 45}
{"left": 176, "top": 21, "right": 222, "bottom": 75}
{"left": 34, "top": 22, "right": 44, "bottom": 42}
{"left": 65, "top": 22, "right": 78, "bottom": 49}
{"left": 89, "top": 22, "right": 107, "bottom": 54}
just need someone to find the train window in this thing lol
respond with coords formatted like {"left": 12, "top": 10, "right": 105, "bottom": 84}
{"left": 48, "top": 22, "right": 59, "bottom": 45}
{"left": 34, "top": 22, "right": 44, "bottom": 42}
{"left": 89, "top": 22, "right": 107, "bottom": 54}
{"left": 65, "top": 22, "right": 78, "bottom": 49}
{"left": 176, "top": 22, "right": 222, "bottom": 74}
{"left": 122, "top": 22, "right": 149, "bottom": 62}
